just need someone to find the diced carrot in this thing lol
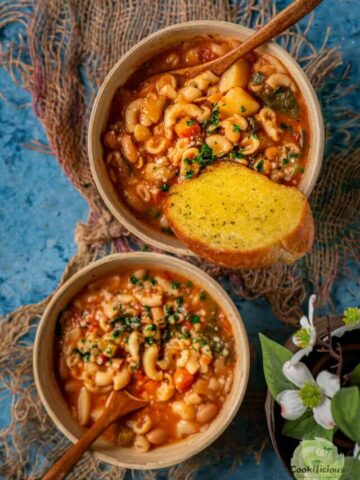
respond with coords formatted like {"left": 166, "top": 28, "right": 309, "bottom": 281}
{"left": 143, "top": 380, "right": 160, "bottom": 397}
{"left": 175, "top": 116, "right": 201, "bottom": 138}
{"left": 174, "top": 368, "right": 195, "bottom": 393}
{"left": 134, "top": 371, "right": 146, "bottom": 383}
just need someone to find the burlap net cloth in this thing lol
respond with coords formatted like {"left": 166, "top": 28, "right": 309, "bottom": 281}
{"left": 0, "top": 0, "right": 359, "bottom": 478}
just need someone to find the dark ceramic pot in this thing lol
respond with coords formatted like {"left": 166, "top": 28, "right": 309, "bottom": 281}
{"left": 266, "top": 315, "right": 360, "bottom": 478}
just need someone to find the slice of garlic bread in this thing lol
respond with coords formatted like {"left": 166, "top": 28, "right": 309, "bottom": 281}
{"left": 165, "top": 163, "right": 314, "bottom": 268}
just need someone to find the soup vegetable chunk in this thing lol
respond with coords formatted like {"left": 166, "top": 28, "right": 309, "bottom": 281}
{"left": 55, "top": 269, "right": 235, "bottom": 450}
{"left": 103, "top": 35, "right": 309, "bottom": 233}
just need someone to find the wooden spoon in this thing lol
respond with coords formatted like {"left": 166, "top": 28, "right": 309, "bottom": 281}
{"left": 166, "top": 0, "right": 323, "bottom": 79}
{"left": 43, "top": 390, "right": 148, "bottom": 480}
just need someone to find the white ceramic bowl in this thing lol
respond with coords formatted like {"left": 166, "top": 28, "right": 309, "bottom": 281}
{"left": 34, "top": 253, "right": 250, "bottom": 469}
{"left": 88, "top": 21, "right": 324, "bottom": 256}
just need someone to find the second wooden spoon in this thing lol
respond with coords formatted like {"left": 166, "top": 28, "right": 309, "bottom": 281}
{"left": 167, "top": 0, "right": 323, "bottom": 79}
{"left": 43, "top": 390, "right": 148, "bottom": 480}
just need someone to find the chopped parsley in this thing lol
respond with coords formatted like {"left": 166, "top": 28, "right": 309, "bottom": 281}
{"left": 232, "top": 124, "right": 241, "bottom": 133}
{"left": 161, "top": 183, "right": 170, "bottom": 192}
{"left": 280, "top": 122, "right": 295, "bottom": 134}
{"left": 199, "top": 292, "right": 207, "bottom": 301}
{"left": 146, "top": 324, "right": 157, "bottom": 331}
{"left": 161, "top": 227, "right": 174, "bottom": 236}
{"left": 193, "top": 143, "right": 215, "bottom": 169}
{"left": 171, "top": 281, "right": 180, "bottom": 289}
{"left": 191, "top": 315, "right": 201, "bottom": 324}
{"left": 185, "top": 169, "right": 195, "bottom": 179}
{"left": 251, "top": 71, "right": 265, "bottom": 86}
{"left": 130, "top": 276, "right": 139, "bottom": 285}
{"left": 176, "top": 296, "right": 184, "bottom": 312}
{"left": 73, "top": 348, "right": 91, "bottom": 362}
{"left": 255, "top": 159, "right": 264, "bottom": 173}
{"left": 230, "top": 147, "right": 245, "bottom": 160}
{"left": 208, "top": 105, "right": 220, "bottom": 129}
{"left": 150, "top": 277, "right": 157, "bottom": 286}
{"left": 240, "top": 105, "right": 246, "bottom": 113}
{"left": 186, "top": 118, "right": 195, "bottom": 126}
{"left": 186, "top": 281, "right": 193, "bottom": 288}
{"left": 126, "top": 316, "right": 141, "bottom": 329}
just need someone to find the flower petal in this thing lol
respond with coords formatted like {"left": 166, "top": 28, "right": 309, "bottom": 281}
{"left": 276, "top": 390, "right": 307, "bottom": 420}
{"left": 316, "top": 371, "right": 340, "bottom": 398}
{"left": 308, "top": 294, "right": 316, "bottom": 327}
{"left": 313, "top": 397, "right": 336, "bottom": 429}
{"left": 354, "top": 443, "right": 360, "bottom": 459}
{"left": 299, "top": 315, "right": 310, "bottom": 329}
{"left": 309, "top": 327, "right": 317, "bottom": 347}
{"left": 283, "top": 361, "right": 315, "bottom": 388}
{"left": 289, "top": 347, "right": 311, "bottom": 365}
{"left": 332, "top": 322, "right": 360, "bottom": 338}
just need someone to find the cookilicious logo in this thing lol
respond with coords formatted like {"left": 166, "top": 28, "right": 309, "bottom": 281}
{"left": 291, "top": 438, "right": 345, "bottom": 480}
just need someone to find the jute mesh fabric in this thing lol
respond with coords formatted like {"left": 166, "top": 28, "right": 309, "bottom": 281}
{"left": 0, "top": 0, "right": 359, "bottom": 478}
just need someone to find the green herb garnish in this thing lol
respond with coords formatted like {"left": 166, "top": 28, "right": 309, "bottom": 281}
{"left": 255, "top": 159, "right": 264, "bottom": 173}
{"left": 191, "top": 315, "right": 201, "bottom": 324}
{"left": 193, "top": 143, "right": 215, "bottom": 169}
{"left": 251, "top": 71, "right": 265, "bottom": 86}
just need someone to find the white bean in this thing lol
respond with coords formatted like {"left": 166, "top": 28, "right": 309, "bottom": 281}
{"left": 196, "top": 403, "right": 218, "bottom": 424}
{"left": 146, "top": 428, "right": 169, "bottom": 445}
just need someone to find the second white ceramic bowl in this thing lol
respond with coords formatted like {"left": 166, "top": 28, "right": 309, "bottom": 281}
{"left": 88, "top": 21, "right": 324, "bottom": 256}
{"left": 33, "top": 253, "right": 250, "bottom": 469}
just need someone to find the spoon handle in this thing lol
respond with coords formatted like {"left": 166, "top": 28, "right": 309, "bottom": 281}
{"left": 42, "top": 412, "right": 113, "bottom": 480}
{"left": 175, "top": 0, "right": 323, "bottom": 78}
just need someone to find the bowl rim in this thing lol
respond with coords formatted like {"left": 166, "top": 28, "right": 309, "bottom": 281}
{"left": 33, "top": 252, "right": 250, "bottom": 469}
{"left": 88, "top": 19, "right": 324, "bottom": 256}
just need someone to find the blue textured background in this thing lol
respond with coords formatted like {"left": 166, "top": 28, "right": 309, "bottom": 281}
{"left": 0, "top": 1, "right": 359, "bottom": 478}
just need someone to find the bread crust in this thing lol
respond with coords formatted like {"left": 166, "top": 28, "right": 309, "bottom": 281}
{"left": 165, "top": 186, "right": 314, "bottom": 269}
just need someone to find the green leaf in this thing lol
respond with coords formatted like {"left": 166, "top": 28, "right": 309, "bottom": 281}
{"left": 259, "top": 333, "right": 294, "bottom": 398}
{"left": 282, "top": 411, "right": 334, "bottom": 441}
{"left": 331, "top": 386, "right": 360, "bottom": 444}
{"left": 340, "top": 458, "right": 360, "bottom": 480}
{"left": 256, "top": 86, "right": 300, "bottom": 120}
{"left": 350, "top": 364, "right": 360, "bottom": 387}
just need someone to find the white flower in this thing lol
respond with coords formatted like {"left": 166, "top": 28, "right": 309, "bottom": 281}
{"left": 332, "top": 306, "right": 360, "bottom": 338}
{"left": 291, "top": 295, "right": 317, "bottom": 364}
{"left": 276, "top": 361, "right": 340, "bottom": 429}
